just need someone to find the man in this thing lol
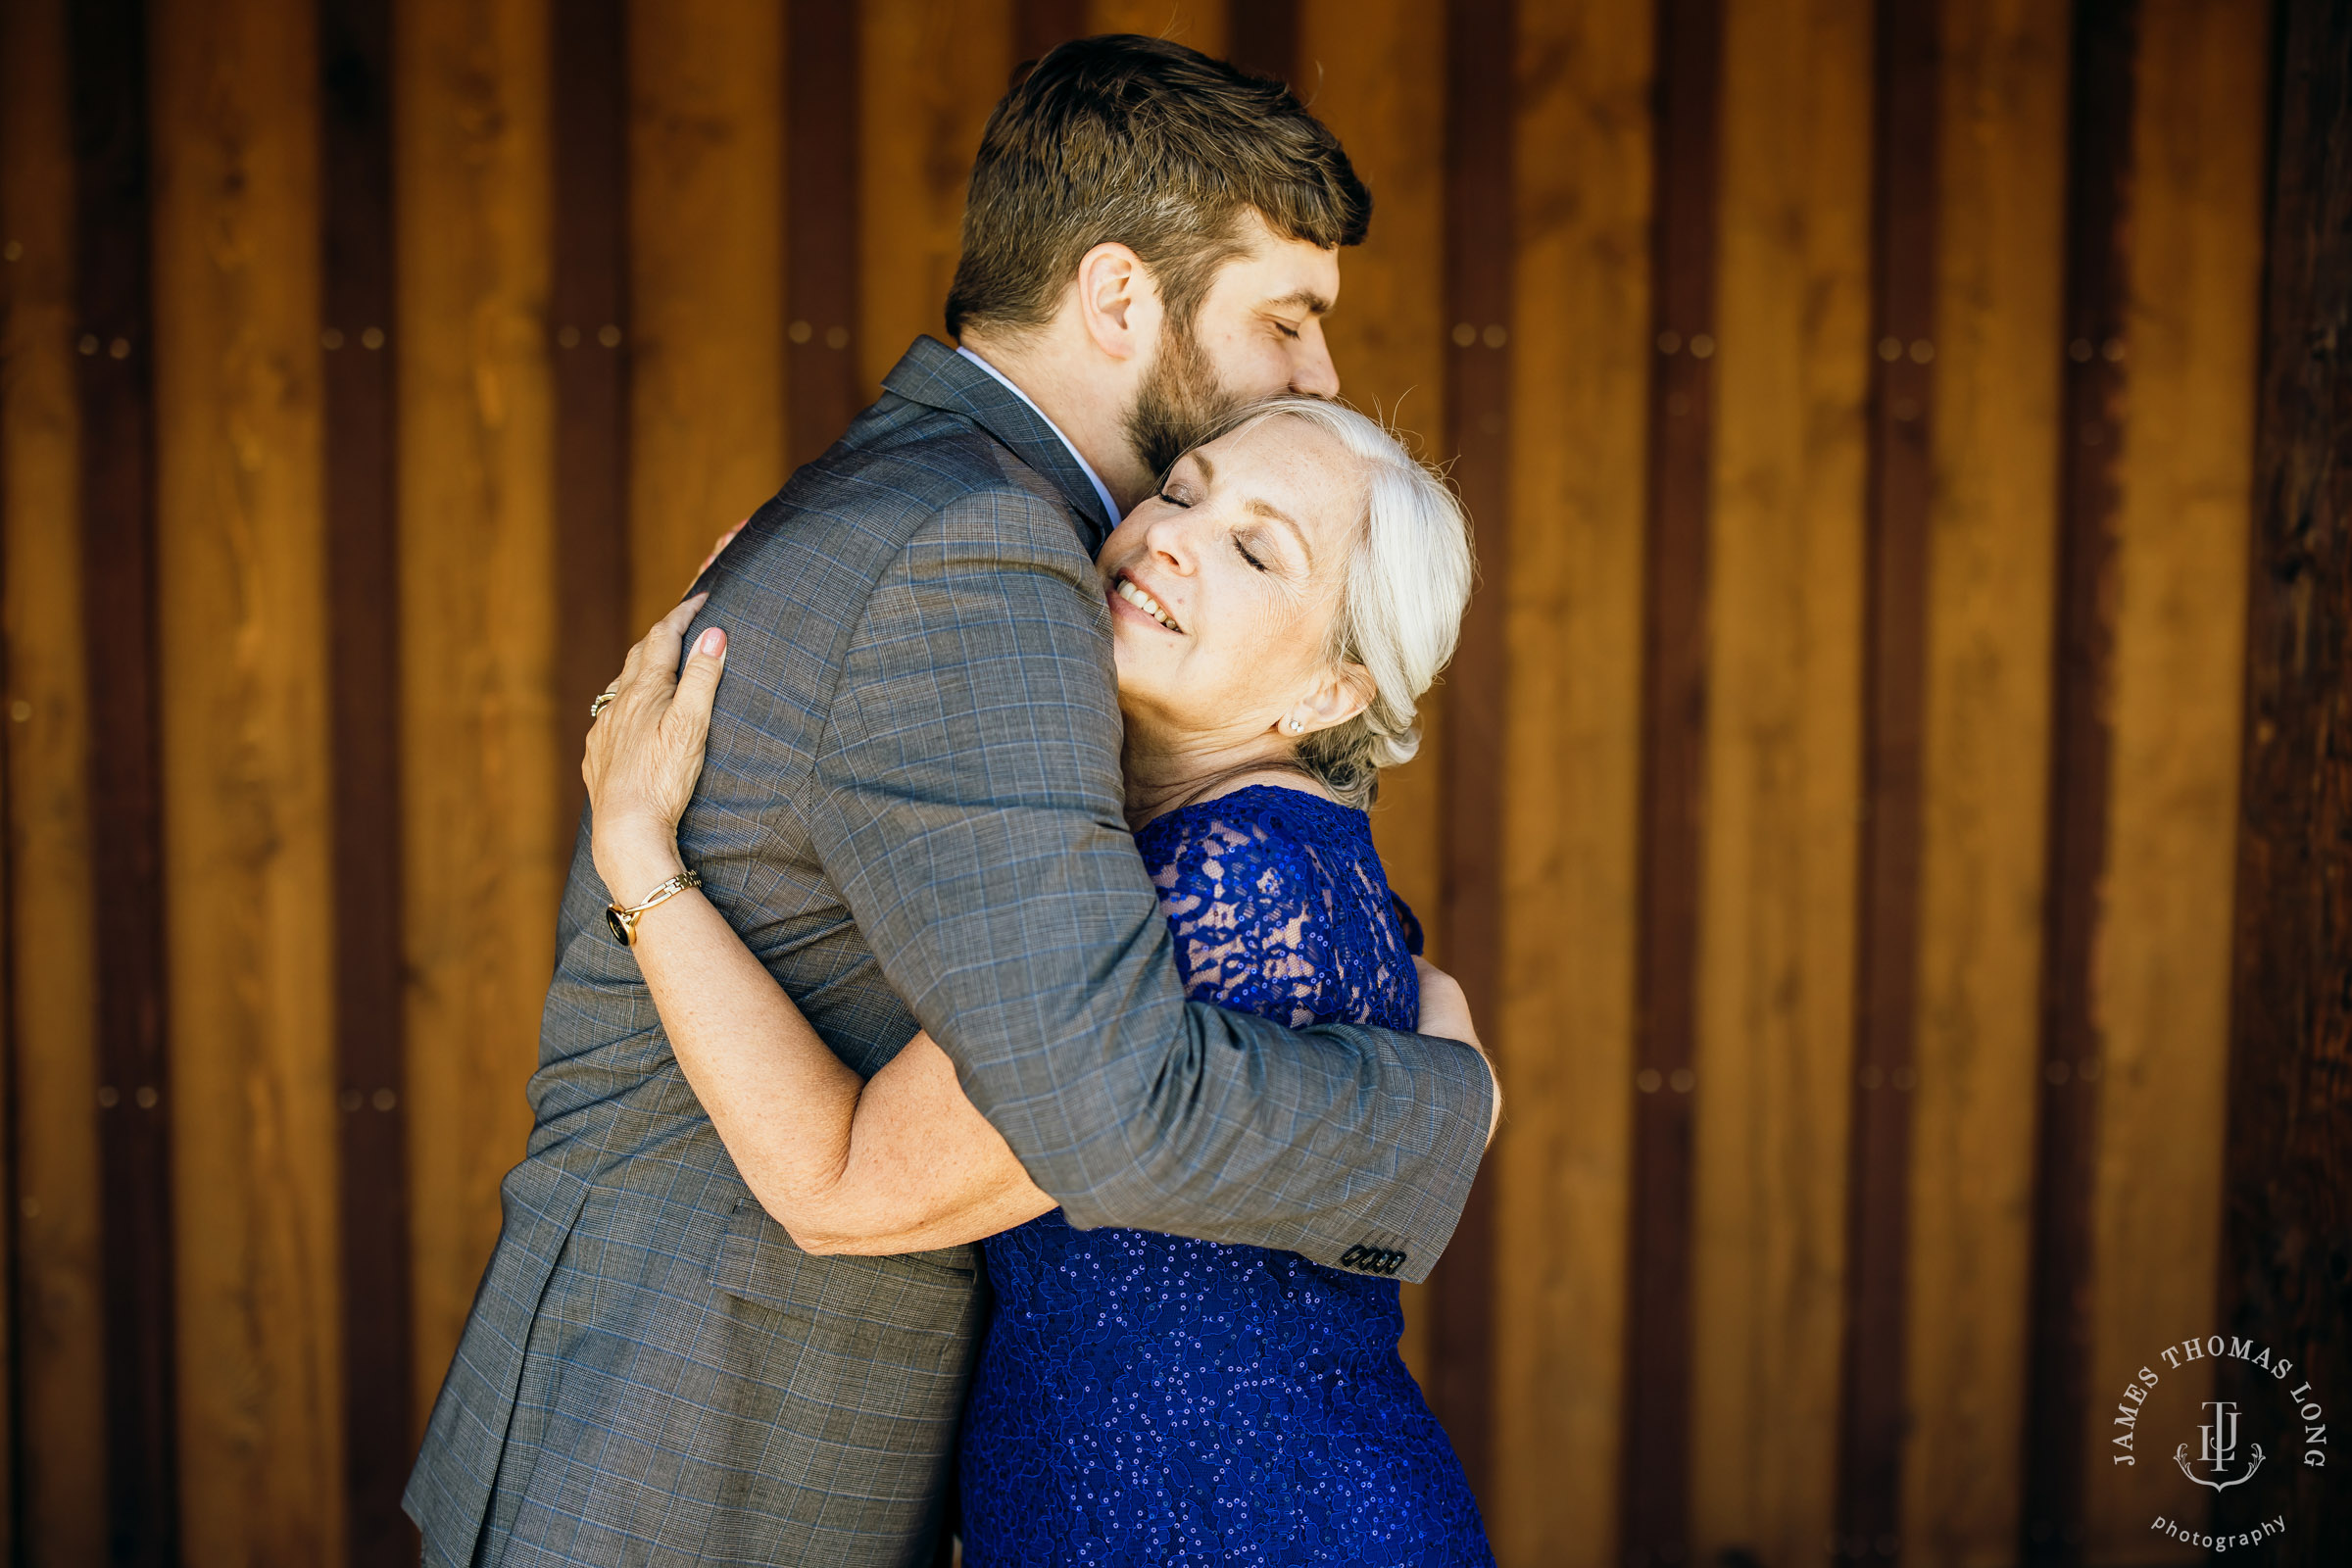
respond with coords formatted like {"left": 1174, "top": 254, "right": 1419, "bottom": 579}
{"left": 407, "top": 35, "right": 1494, "bottom": 1567}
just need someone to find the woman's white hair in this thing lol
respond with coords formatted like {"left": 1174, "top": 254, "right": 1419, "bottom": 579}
{"left": 1214, "top": 396, "right": 1475, "bottom": 809}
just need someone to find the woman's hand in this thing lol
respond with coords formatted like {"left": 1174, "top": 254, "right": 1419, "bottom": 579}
{"left": 689, "top": 520, "right": 746, "bottom": 594}
{"left": 1414, "top": 956, "right": 1501, "bottom": 1147}
{"left": 585, "top": 594, "right": 728, "bottom": 901}
{"left": 584, "top": 598, "right": 1052, "bottom": 1253}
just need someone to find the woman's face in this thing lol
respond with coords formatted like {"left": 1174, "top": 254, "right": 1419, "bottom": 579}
{"left": 1096, "top": 416, "right": 1368, "bottom": 754}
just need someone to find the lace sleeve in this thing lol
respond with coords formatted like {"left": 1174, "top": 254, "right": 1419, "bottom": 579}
{"left": 1147, "top": 811, "right": 1351, "bottom": 1029}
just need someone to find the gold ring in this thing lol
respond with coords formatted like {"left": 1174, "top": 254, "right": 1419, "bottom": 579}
{"left": 590, "top": 686, "right": 620, "bottom": 720}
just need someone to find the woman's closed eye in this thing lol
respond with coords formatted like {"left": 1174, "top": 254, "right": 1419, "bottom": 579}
{"left": 1234, "top": 536, "right": 1270, "bottom": 573}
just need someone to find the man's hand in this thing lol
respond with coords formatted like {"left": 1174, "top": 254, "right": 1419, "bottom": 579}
{"left": 1414, "top": 956, "right": 1500, "bottom": 1147}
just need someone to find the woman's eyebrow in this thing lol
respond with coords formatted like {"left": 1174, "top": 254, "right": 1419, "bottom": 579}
{"left": 1244, "top": 498, "right": 1313, "bottom": 564}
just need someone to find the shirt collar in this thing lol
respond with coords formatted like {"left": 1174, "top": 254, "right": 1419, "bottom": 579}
{"left": 956, "top": 346, "right": 1125, "bottom": 531}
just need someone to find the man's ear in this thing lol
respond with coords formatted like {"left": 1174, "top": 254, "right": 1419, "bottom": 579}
{"left": 1074, "top": 241, "right": 1160, "bottom": 363}
{"left": 1288, "top": 662, "right": 1375, "bottom": 736}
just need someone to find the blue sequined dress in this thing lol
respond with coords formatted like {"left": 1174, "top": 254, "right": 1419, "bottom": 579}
{"left": 957, "top": 785, "right": 1494, "bottom": 1566}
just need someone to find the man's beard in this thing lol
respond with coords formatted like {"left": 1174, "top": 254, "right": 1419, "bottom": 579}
{"left": 1121, "top": 316, "right": 1252, "bottom": 480}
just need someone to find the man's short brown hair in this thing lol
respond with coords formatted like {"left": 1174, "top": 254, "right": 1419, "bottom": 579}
{"left": 945, "top": 35, "right": 1372, "bottom": 340}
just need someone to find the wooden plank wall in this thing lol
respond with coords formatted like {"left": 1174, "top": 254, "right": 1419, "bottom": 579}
{"left": 1905, "top": 2, "right": 2066, "bottom": 1561}
{"left": 148, "top": 0, "right": 344, "bottom": 1558}
{"left": 1495, "top": 7, "right": 1652, "bottom": 1560}
{"left": 2082, "top": 0, "right": 2267, "bottom": 1551}
{"left": 0, "top": 2, "right": 2304, "bottom": 1564}
{"left": 1, "top": 0, "right": 108, "bottom": 1559}
{"left": 395, "top": 0, "right": 564, "bottom": 1453}
{"left": 1695, "top": 5, "right": 1871, "bottom": 1563}
{"left": 627, "top": 0, "right": 786, "bottom": 628}
{"left": 2218, "top": 6, "right": 2352, "bottom": 1565}
{"left": 319, "top": 1, "right": 417, "bottom": 1558}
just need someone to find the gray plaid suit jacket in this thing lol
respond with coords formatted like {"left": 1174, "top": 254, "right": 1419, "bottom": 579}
{"left": 404, "top": 337, "right": 1494, "bottom": 1567}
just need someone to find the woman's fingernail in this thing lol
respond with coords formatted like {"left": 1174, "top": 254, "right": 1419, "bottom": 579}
{"left": 698, "top": 627, "right": 725, "bottom": 656}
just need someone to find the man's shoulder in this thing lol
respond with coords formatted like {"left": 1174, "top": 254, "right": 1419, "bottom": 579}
{"left": 685, "top": 395, "right": 1108, "bottom": 745}
{"left": 760, "top": 396, "right": 1091, "bottom": 564}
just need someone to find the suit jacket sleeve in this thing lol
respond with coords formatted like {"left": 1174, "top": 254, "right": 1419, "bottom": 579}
{"left": 799, "top": 484, "right": 1492, "bottom": 1281}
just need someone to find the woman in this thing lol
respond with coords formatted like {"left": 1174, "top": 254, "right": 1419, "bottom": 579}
{"left": 586, "top": 398, "right": 1494, "bottom": 1565}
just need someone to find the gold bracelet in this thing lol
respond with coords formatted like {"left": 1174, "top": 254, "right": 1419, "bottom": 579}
{"left": 605, "top": 868, "right": 701, "bottom": 947}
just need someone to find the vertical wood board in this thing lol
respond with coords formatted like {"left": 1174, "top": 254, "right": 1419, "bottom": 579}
{"left": 1433, "top": 0, "right": 1516, "bottom": 1498}
{"left": 149, "top": 1, "right": 345, "bottom": 1554}
{"left": 0, "top": 0, "right": 109, "bottom": 1552}
{"left": 2020, "top": 3, "right": 2137, "bottom": 1555}
{"left": 1691, "top": 1, "right": 1870, "bottom": 1563}
{"left": 858, "top": 0, "right": 1012, "bottom": 396}
{"left": 1837, "top": 0, "right": 1938, "bottom": 1553}
{"left": 1015, "top": 0, "right": 1090, "bottom": 63}
{"left": 1085, "top": 0, "right": 1227, "bottom": 55}
{"left": 2082, "top": 0, "right": 2267, "bottom": 1551}
{"left": 68, "top": 0, "right": 183, "bottom": 1554}
{"left": 1624, "top": 0, "right": 1725, "bottom": 1555}
{"left": 786, "top": 0, "right": 863, "bottom": 469}
{"left": 1901, "top": 1, "right": 2067, "bottom": 1559}
{"left": 1491, "top": 0, "right": 1653, "bottom": 1560}
{"left": 627, "top": 0, "right": 787, "bottom": 629}
{"left": 396, "top": 0, "right": 562, "bottom": 1431}
{"left": 550, "top": 0, "right": 632, "bottom": 826}
{"left": 1225, "top": 0, "right": 1298, "bottom": 83}
{"left": 319, "top": 0, "right": 417, "bottom": 1554}
{"left": 2214, "top": 1, "right": 2352, "bottom": 1557}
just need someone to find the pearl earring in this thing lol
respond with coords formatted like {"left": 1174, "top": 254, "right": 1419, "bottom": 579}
{"left": 1287, "top": 717, "right": 1304, "bottom": 735}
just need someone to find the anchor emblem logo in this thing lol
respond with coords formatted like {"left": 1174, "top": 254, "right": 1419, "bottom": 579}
{"left": 2175, "top": 1399, "right": 2266, "bottom": 1492}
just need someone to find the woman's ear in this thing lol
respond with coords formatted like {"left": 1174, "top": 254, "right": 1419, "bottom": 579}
{"left": 1075, "top": 241, "right": 1158, "bottom": 362}
{"left": 1285, "top": 662, "right": 1374, "bottom": 736}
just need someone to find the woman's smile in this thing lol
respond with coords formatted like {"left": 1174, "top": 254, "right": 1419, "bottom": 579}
{"left": 1110, "top": 570, "right": 1185, "bottom": 633}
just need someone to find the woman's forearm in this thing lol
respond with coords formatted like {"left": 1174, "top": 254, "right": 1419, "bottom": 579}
{"left": 604, "top": 835, "right": 1052, "bottom": 1252}
{"left": 578, "top": 612, "right": 1050, "bottom": 1250}
{"left": 819, "top": 1031, "right": 1057, "bottom": 1252}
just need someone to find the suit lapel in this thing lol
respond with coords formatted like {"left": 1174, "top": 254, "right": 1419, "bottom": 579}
{"left": 879, "top": 336, "right": 1120, "bottom": 550}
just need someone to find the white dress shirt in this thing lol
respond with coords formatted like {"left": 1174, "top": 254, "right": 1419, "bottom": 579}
{"left": 956, "top": 345, "right": 1125, "bottom": 529}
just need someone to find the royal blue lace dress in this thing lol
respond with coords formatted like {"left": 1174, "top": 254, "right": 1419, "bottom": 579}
{"left": 957, "top": 784, "right": 1494, "bottom": 1566}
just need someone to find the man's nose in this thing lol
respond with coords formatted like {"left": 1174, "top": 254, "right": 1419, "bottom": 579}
{"left": 1289, "top": 320, "right": 1340, "bottom": 399}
